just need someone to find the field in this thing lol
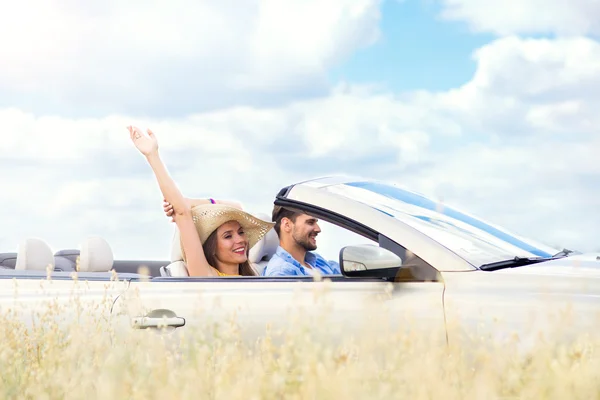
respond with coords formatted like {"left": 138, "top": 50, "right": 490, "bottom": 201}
{"left": 1, "top": 280, "right": 600, "bottom": 400}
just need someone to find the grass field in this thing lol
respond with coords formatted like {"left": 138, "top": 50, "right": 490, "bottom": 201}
{"left": 1, "top": 282, "right": 599, "bottom": 400}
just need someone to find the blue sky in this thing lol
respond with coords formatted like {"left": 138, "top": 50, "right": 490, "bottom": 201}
{"left": 331, "top": 0, "right": 495, "bottom": 91}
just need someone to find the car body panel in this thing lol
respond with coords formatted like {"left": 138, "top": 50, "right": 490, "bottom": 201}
{"left": 442, "top": 254, "right": 600, "bottom": 348}
{"left": 0, "top": 271, "right": 132, "bottom": 330}
{"left": 114, "top": 278, "right": 447, "bottom": 345}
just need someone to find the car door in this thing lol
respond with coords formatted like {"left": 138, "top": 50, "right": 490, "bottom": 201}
{"left": 112, "top": 275, "right": 447, "bottom": 347}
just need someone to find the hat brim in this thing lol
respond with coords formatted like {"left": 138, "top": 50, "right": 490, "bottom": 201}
{"left": 180, "top": 204, "right": 275, "bottom": 263}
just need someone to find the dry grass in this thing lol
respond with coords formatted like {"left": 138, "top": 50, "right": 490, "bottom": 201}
{"left": 0, "top": 279, "right": 599, "bottom": 400}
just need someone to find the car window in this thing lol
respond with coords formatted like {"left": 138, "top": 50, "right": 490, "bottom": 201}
{"left": 313, "top": 220, "right": 378, "bottom": 263}
{"left": 314, "top": 219, "right": 439, "bottom": 281}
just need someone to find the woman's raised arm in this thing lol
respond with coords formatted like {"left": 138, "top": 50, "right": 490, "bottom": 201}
{"left": 128, "top": 126, "right": 216, "bottom": 277}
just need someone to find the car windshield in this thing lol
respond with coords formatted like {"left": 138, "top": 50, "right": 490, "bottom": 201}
{"left": 319, "top": 180, "right": 560, "bottom": 267}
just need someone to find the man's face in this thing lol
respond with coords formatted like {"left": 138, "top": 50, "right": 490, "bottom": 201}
{"left": 288, "top": 214, "right": 321, "bottom": 251}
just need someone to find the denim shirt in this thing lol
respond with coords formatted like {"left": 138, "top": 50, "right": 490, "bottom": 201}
{"left": 262, "top": 246, "right": 341, "bottom": 277}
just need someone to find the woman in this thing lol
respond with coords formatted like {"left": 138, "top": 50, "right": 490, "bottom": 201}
{"left": 128, "top": 126, "right": 274, "bottom": 277}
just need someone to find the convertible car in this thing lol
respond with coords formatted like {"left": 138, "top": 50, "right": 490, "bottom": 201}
{"left": 1, "top": 176, "right": 599, "bottom": 348}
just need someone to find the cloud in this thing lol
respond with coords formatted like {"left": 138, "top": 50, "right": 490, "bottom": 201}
{"left": 0, "top": 83, "right": 440, "bottom": 259}
{"left": 396, "top": 36, "right": 600, "bottom": 253}
{"left": 438, "top": 0, "right": 600, "bottom": 36}
{"left": 434, "top": 36, "right": 600, "bottom": 139}
{"left": 406, "top": 137, "right": 600, "bottom": 253}
{"left": 0, "top": 0, "right": 381, "bottom": 118}
{"left": 2, "top": 34, "right": 600, "bottom": 261}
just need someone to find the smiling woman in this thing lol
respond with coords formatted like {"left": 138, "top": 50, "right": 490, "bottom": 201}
{"left": 127, "top": 125, "right": 274, "bottom": 277}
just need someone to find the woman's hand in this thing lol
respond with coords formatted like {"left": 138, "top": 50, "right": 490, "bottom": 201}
{"left": 163, "top": 198, "right": 195, "bottom": 222}
{"left": 128, "top": 125, "right": 158, "bottom": 156}
{"left": 164, "top": 198, "right": 176, "bottom": 222}
{"left": 163, "top": 198, "right": 244, "bottom": 222}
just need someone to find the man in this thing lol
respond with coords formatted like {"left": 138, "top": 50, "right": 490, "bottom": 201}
{"left": 261, "top": 206, "right": 340, "bottom": 277}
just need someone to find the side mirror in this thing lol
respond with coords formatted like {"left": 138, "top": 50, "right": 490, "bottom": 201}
{"left": 339, "top": 244, "right": 403, "bottom": 278}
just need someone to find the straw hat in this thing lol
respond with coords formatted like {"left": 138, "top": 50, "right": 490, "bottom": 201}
{"left": 180, "top": 203, "right": 275, "bottom": 262}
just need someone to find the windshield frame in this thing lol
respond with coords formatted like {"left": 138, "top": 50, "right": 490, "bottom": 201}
{"left": 310, "top": 179, "right": 560, "bottom": 269}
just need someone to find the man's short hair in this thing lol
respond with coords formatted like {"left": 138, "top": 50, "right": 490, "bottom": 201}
{"left": 272, "top": 205, "right": 302, "bottom": 236}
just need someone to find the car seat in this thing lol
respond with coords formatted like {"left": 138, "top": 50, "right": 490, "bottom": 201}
{"left": 78, "top": 236, "right": 115, "bottom": 272}
{"left": 247, "top": 213, "right": 279, "bottom": 275}
{"left": 15, "top": 237, "right": 55, "bottom": 271}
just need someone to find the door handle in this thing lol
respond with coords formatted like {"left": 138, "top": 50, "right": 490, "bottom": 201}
{"left": 131, "top": 309, "right": 186, "bottom": 329}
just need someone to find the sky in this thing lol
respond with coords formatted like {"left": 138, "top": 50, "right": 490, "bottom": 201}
{"left": 1, "top": 0, "right": 599, "bottom": 262}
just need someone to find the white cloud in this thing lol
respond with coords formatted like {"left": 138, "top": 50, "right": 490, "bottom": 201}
{"left": 397, "top": 36, "right": 600, "bottom": 252}
{"left": 471, "top": 36, "right": 600, "bottom": 100}
{"left": 2, "top": 25, "right": 600, "bottom": 264}
{"left": 406, "top": 137, "right": 600, "bottom": 251}
{"left": 0, "top": 84, "right": 442, "bottom": 259}
{"left": 0, "top": 0, "right": 381, "bottom": 117}
{"left": 439, "top": 0, "right": 600, "bottom": 35}
{"left": 435, "top": 36, "right": 600, "bottom": 139}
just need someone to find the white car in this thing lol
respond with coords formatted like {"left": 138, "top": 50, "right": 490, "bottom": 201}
{"left": 1, "top": 176, "right": 599, "bottom": 348}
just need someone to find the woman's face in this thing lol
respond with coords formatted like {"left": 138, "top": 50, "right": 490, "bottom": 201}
{"left": 214, "top": 220, "right": 249, "bottom": 265}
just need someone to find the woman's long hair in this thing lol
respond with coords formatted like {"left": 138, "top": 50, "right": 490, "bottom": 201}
{"left": 202, "top": 229, "right": 257, "bottom": 276}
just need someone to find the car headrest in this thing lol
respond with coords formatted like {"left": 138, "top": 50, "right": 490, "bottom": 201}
{"left": 79, "top": 237, "right": 114, "bottom": 272}
{"left": 15, "top": 238, "right": 55, "bottom": 271}
{"left": 248, "top": 213, "right": 279, "bottom": 264}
